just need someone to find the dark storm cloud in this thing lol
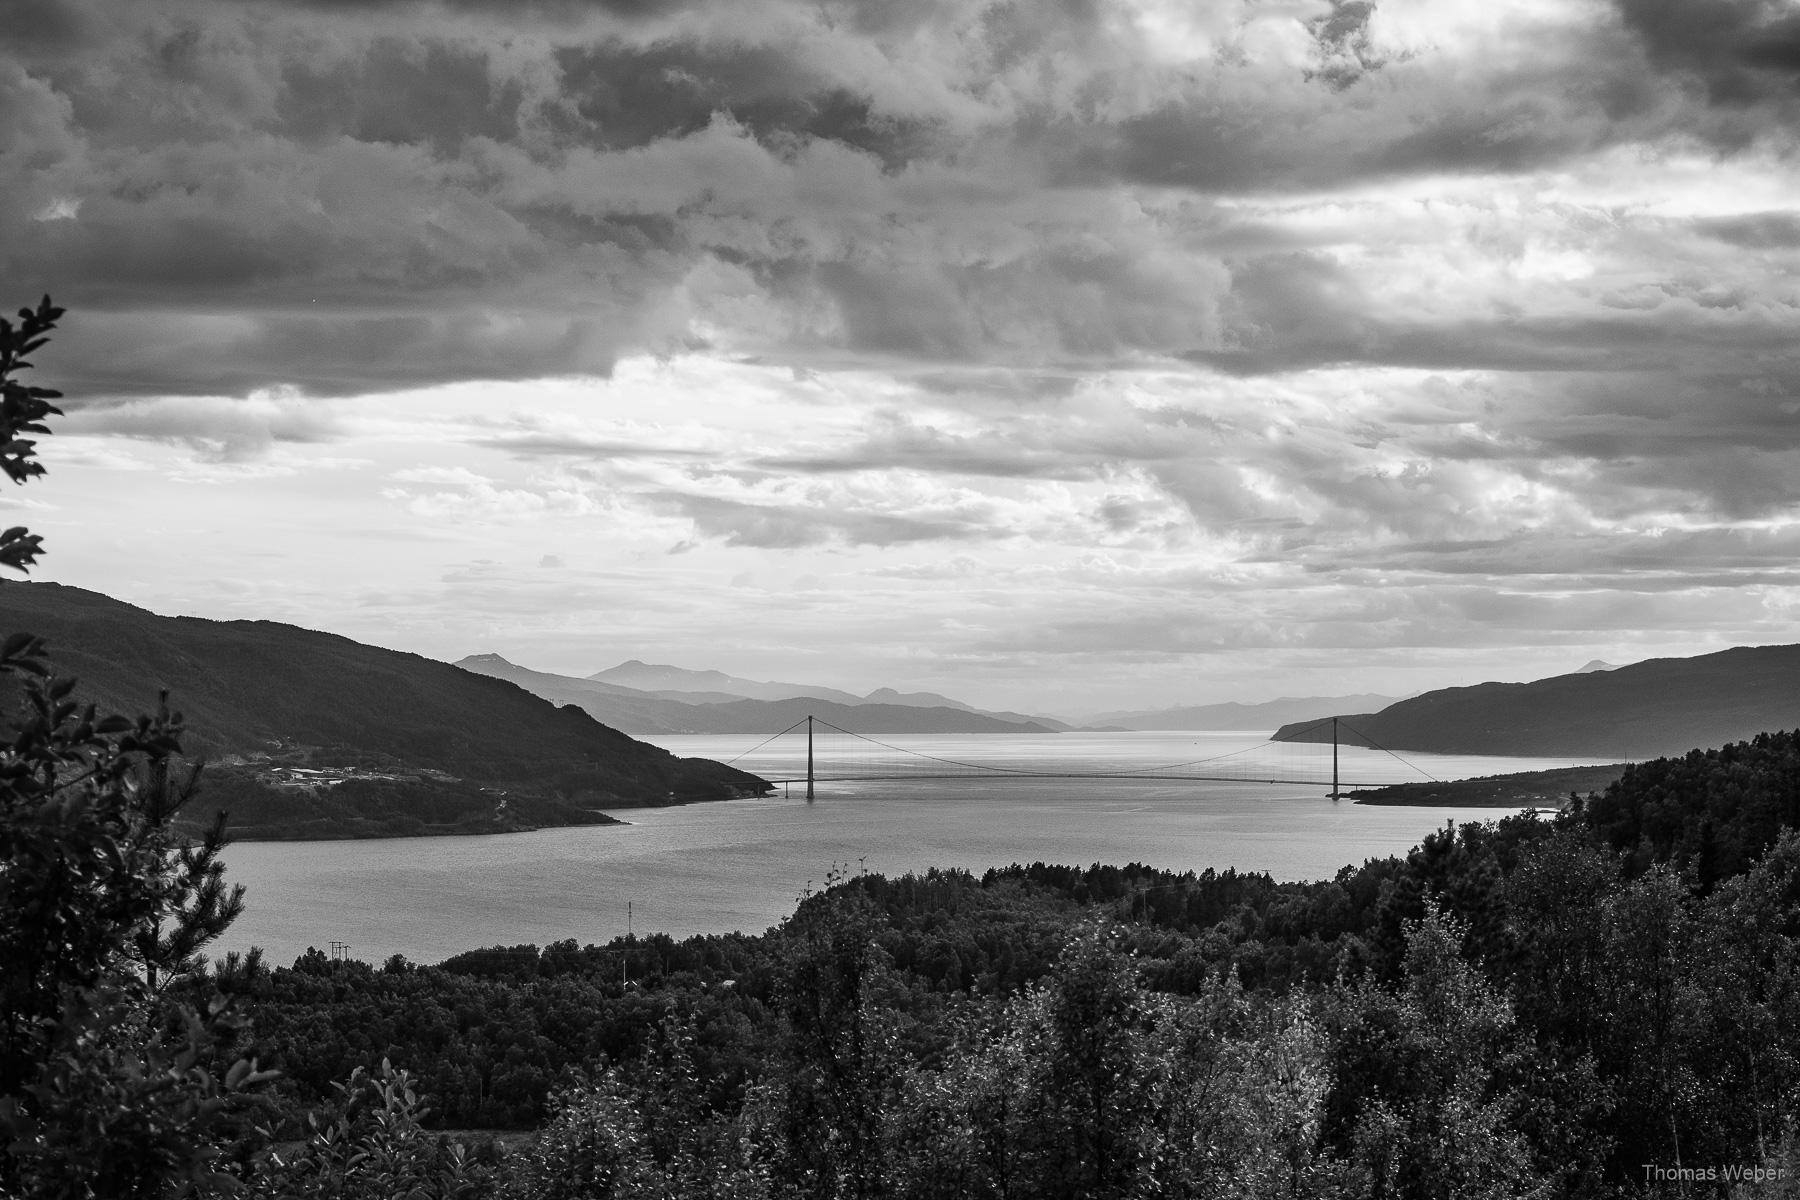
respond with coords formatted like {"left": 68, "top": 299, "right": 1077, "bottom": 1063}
{"left": 276, "top": 39, "right": 526, "bottom": 152}
{"left": 1615, "top": 0, "right": 1800, "bottom": 107}
{"left": 1048, "top": 11, "right": 1675, "bottom": 195}
{"left": 4, "top": 0, "right": 1797, "bottom": 404}
{"left": 290, "top": 0, "right": 704, "bottom": 16}
{"left": 550, "top": 40, "right": 939, "bottom": 167}
{"left": 1306, "top": 0, "right": 1382, "bottom": 90}
{"left": 1101, "top": 90, "right": 1607, "bottom": 194}
{"left": 43, "top": 307, "right": 642, "bottom": 400}
{"left": 1189, "top": 250, "right": 1800, "bottom": 379}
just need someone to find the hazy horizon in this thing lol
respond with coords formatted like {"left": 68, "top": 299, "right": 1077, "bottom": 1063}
{"left": 6, "top": 0, "right": 1798, "bottom": 715}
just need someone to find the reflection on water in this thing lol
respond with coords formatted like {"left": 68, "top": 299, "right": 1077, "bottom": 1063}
{"left": 217, "top": 732, "right": 1610, "bottom": 966}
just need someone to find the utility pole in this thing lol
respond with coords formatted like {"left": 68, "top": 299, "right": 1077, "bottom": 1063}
{"left": 806, "top": 714, "right": 815, "bottom": 801}
{"left": 622, "top": 903, "right": 633, "bottom": 988}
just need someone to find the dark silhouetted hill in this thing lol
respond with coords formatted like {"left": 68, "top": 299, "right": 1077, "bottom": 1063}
{"left": 0, "top": 582, "right": 766, "bottom": 837}
{"left": 1272, "top": 645, "right": 1800, "bottom": 758}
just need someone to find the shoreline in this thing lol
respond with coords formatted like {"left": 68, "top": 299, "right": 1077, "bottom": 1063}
{"left": 1349, "top": 763, "right": 1629, "bottom": 808}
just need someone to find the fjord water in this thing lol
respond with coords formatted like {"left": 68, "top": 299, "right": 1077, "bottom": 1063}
{"left": 216, "top": 732, "right": 1613, "bottom": 966}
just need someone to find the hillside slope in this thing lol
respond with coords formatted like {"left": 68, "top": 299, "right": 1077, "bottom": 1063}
{"left": 1272, "top": 644, "right": 1800, "bottom": 758}
{"left": 0, "top": 583, "right": 766, "bottom": 837}
{"left": 455, "top": 654, "right": 705, "bottom": 735}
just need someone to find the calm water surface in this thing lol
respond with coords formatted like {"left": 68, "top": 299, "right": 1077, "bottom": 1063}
{"left": 216, "top": 732, "right": 1611, "bottom": 965}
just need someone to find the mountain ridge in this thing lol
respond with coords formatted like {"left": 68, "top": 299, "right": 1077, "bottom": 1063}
{"left": 0, "top": 583, "right": 767, "bottom": 839}
{"left": 590, "top": 660, "right": 866, "bottom": 706}
{"left": 459, "top": 655, "right": 1058, "bottom": 735}
{"left": 1271, "top": 645, "right": 1800, "bottom": 758}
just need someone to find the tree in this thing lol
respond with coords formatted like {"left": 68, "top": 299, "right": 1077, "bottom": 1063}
{"left": 1322, "top": 901, "right": 1549, "bottom": 1200}
{"left": 255, "top": 1060, "right": 493, "bottom": 1200}
{"left": 0, "top": 298, "right": 272, "bottom": 1196}
{"left": 1133, "top": 972, "right": 1350, "bottom": 1199}
{"left": 769, "top": 876, "right": 901, "bottom": 1199}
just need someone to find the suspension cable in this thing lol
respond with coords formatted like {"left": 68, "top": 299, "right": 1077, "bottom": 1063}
{"left": 808, "top": 718, "right": 1073, "bottom": 775}
{"left": 721, "top": 716, "right": 813, "bottom": 768}
{"left": 1336, "top": 718, "right": 1440, "bottom": 783}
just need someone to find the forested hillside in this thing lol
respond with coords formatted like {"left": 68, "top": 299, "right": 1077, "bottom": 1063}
{"left": 0, "top": 581, "right": 767, "bottom": 837}
{"left": 202, "top": 726, "right": 1800, "bottom": 1196}
{"left": 1273, "top": 644, "right": 1800, "bottom": 757}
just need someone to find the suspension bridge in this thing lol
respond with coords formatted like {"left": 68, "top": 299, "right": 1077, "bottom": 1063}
{"left": 721, "top": 715, "right": 1439, "bottom": 800}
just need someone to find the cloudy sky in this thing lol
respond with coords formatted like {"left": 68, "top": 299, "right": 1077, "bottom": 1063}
{"left": 4, "top": 0, "right": 1800, "bottom": 717}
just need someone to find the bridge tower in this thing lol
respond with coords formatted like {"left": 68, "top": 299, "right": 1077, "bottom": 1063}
{"left": 1331, "top": 715, "right": 1339, "bottom": 800}
{"left": 806, "top": 714, "right": 815, "bottom": 801}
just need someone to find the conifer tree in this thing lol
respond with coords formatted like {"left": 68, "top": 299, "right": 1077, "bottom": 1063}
{"left": 0, "top": 298, "right": 272, "bottom": 1196}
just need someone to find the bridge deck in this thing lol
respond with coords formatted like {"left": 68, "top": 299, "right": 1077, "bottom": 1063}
{"left": 729, "top": 715, "right": 1433, "bottom": 792}
{"left": 757, "top": 772, "right": 1411, "bottom": 786}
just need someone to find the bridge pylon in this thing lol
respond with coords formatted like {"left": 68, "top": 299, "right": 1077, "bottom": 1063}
{"left": 806, "top": 714, "right": 814, "bottom": 800}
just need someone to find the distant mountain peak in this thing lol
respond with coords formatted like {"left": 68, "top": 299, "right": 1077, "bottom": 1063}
{"left": 458, "top": 652, "right": 516, "bottom": 667}
{"left": 1575, "top": 660, "right": 1619, "bottom": 673}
